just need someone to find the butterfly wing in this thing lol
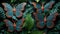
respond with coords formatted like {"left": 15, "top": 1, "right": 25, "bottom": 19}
{"left": 46, "top": 7, "right": 58, "bottom": 28}
{"left": 46, "top": 9, "right": 57, "bottom": 29}
{"left": 46, "top": 14, "right": 55, "bottom": 28}
{"left": 41, "top": 1, "right": 55, "bottom": 13}
{"left": 32, "top": 2, "right": 41, "bottom": 9}
{"left": 44, "top": 1, "right": 55, "bottom": 10}
{"left": 36, "top": 14, "right": 45, "bottom": 29}
{"left": 2, "top": 3, "right": 13, "bottom": 18}
{"left": 16, "top": 19, "right": 23, "bottom": 31}
{"left": 16, "top": 2, "right": 26, "bottom": 18}
{"left": 36, "top": 3, "right": 41, "bottom": 9}
{"left": 4, "top": 19, "right": 14, "bottom": 32}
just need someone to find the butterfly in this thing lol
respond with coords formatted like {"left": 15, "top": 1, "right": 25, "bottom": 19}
{"left": 2, "top": 2, "right": 26, "bottom": 19}
{"left": 32, "top": 0, "right": 58, "bottom": 29}
{"left": 36, "top": 8, "right": 58, "bottom": 29}
{"left": 32, "top": 0, "right": 55, "bottom": 13}
{"left": 3, "top": 19, "right": 24, "bottom": 32}
{"left": 1, "top": 2, "right": 26, "bottom": 32}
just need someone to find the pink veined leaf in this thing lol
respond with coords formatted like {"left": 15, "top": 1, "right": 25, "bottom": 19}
{"left": 2, "top": 3, "right": 13, "bottom": 18}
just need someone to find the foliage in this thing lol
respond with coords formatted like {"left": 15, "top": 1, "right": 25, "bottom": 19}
{"left": 35, "top": 0, "right": 40, "bottom": 3}
{"left": 0, "top": 7, "right": 6, "bottom": 20}
{"left": 0, "top": 0, "right": 60, "bottom": 34}
{"left": 23, "top": 13, "right": 34, "bottom": 31}
{"left": 30, "top": 30, "right": 44, "bottom": 34}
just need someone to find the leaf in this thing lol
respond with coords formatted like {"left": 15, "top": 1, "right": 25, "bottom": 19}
{"left": 11, "top": 0, "right": 16, "bottom": 3}
{"left": 7, "top": 32, "right": 10, "bottom": 34}
{"left": 35, "top": 0, "right": 40, "bottom": 3}
{"left": 11, "top": 0, "right": 14, "bottom": 3}
{"left": 30, "top": 30, "right": 44, "bottom": 34}
{"left": 48, "top": 31, "right": 59, "bottom": 34}
{"left": 0, "top": 7, "right": 6, "bottom": 20}
{"left": 0, "top": 22, "right": 5, "bottom": 27}
{"left": 23, "top": 13, "right": 34, "bottom": 30}
{"left": 19, "top": 0, "right": 27, "bottom": 3}
{"left": 41, "top": 0, "right": 45, "bottom": 2}
{"left": 23, "top": 3, "right": 34, "bottom": 18}
{"left": 55, "top": 21, "right": 60, "bottom": 30}
{"left": 50, "top": 2, "right": 60, "bottom": 14}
